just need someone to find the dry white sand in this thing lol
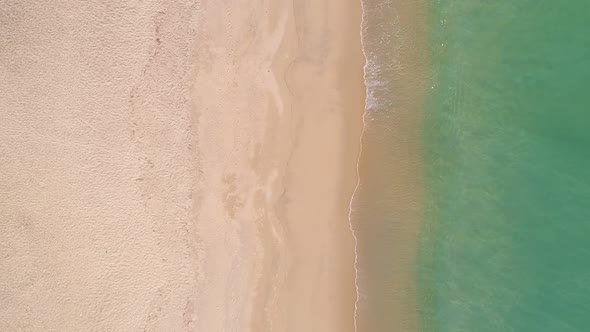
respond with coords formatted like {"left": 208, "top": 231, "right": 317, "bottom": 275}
{"left": 0, "top": 0, "right": 364, "bottom": 330}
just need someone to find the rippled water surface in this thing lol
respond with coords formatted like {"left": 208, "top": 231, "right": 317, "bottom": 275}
{"left": 357, "top": 0, "right": 590, "bottom": 331}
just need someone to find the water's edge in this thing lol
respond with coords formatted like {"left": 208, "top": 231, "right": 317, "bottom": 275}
{"left": 352, "top": 0, "right": 428, "bottom": 330}
{"left": 347, "top": 0, "right": 370, "bottom": 330}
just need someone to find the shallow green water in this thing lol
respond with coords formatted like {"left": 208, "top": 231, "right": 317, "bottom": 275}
{"left": 419, "top": 1, "right": 590, "bottom": 331}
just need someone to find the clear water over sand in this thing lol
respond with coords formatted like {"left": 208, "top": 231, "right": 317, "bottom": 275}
{"left": 355, "top": 0, "right": 590, "bottom": 331}
{"left": 419, "top": 1, "right": 590, "bottom": 331}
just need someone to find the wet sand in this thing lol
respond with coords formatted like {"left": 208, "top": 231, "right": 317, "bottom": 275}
{"left": 0, "top": 0, "right": 364, "bottom": 331}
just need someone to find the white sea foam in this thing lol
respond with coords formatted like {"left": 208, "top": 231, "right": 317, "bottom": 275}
{"left": 348, "top": 0, "right": 369, "bottom": 330}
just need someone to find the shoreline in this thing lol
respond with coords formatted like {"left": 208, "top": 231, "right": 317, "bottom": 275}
{"left": 353, "top": 0, "right": 428, "bottom": 331}
{"left": 351, "top": 0, "right": 370, "bottom": 328}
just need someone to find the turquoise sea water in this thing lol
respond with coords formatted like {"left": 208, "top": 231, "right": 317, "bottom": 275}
{"left": 419, "top": 1, "right": 590, "bottom": 331}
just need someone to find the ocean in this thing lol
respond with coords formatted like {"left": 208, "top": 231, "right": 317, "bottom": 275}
{"left": 355, "top": 0, "right": 590, "bottom": 331}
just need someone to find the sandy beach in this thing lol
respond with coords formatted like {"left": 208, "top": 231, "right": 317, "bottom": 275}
{"left": 0, "top": 0, "right": 364, "bottom": 330}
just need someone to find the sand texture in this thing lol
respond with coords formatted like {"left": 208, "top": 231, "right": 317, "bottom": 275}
{"left": 0, "top": 0, "right": 364, "bottom": 331}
